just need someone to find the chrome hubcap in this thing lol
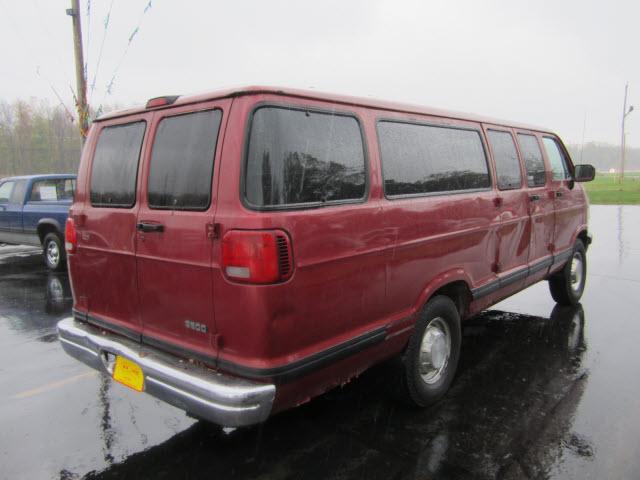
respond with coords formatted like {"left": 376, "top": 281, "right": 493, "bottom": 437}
{"left": 570, "top": 253, "right": 583, "bottom": 293}
{"left": 419, "top": 317, "right": 451, "bottom": 384}
{"left": 46, "top": 240, "right": 59, "bottom": 267}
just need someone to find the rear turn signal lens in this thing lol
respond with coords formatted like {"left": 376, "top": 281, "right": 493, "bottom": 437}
{"left": 222, "top": 230, "right": 293, "bottom": 284}
{"left": 65, "top": 218, "right": 77, "bottom": 253}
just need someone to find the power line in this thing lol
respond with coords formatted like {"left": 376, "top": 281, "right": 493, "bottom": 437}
{"left": 37, "top": 67, "right": 76, "bottom": 122}
{"left": 89, "top": 0, "right": 115, "bottom": 104}
{"left": 95, "top": 1, "right": 153, "bottom": 117}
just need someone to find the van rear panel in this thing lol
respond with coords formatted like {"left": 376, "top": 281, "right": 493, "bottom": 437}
{"left": 70, "top": 102, "right": 229, "bottom": 359}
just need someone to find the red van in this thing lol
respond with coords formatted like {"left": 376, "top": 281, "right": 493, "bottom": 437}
{"left": 58, "top": 86, "right": 595, "bottom": 426}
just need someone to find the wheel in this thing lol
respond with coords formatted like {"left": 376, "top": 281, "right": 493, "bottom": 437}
{"left": 397, "top": 295, "right": 462, "bottom": 407}
{"left": 43, "top": 233, "right": 66, "bottom": 272}
{"left": 549, "top": 239, "right": 586, "bottom": 306}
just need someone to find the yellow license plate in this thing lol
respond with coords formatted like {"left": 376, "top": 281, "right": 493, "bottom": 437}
{"left": 112, "top": 355, "right": 144, "bottom": 392}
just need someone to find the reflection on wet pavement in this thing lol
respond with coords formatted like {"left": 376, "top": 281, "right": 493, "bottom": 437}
{"left": 1, "top": 205, "right": 639, "bottom": 480}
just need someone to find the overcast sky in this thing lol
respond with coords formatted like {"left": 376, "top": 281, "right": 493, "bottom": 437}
{"left": 1, "top": 0, "right": 638, "bottom": 147}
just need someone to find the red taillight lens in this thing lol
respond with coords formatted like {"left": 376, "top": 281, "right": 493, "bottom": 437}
{"left": 222, "top": 230, "right": 293, "bottom": 284}
{"left": 65, "top": 218, "right": 77, "bottom": 253}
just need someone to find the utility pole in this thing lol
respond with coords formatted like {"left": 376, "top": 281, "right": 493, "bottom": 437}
{"left": 619, "top": 83, "right": 634, "bottom": 184}
{"left": 67, "top": 0, "right": 89, "bottom": 143}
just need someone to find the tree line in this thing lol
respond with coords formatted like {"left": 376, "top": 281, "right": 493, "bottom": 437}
{"left": 0, "top": 99, "right": 82, "bottom": 177}
{"left": 566, "top": 142, "right": 640, "bottom": 172}
{"left": 1, "top": 98, "right": 638, "bottom": 177}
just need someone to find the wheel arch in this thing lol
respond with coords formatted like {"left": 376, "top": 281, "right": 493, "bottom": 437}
{"left": 575, "top": 227, "right": 591, "bottom": 251}
{"left": 413, "top": 270, "right": 473, "bottom": 320}
{"left": 37, "top": 219, "right": 63, "bottom": 245}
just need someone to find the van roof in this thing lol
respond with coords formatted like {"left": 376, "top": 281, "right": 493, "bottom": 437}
{"left": 96, "top": 85, "right": 553, "bottom": 134}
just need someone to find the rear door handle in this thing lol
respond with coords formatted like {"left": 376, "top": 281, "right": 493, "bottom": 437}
{"left": 555, "top": 191, "right": 563, "bottom": 198}
{"left": 529, "top": 194, "right": 540, "bottom": 201}
{"left": 136, "top": 222, "right": 164, "bottom": 233}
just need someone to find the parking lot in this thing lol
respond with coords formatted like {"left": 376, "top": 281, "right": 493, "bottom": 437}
{"left": 1, "top": 204, "right": 639, "bottom": 480}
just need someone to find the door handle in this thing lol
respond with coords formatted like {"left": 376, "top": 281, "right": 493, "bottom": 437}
{"left": 529, "top": 194, "right": 540, "bottom": 201}
{"left": 136, "top": 222, "right": 164, "bottom": 233}
{"left": 555, "top": 191, "right": 563, "bottom": 198}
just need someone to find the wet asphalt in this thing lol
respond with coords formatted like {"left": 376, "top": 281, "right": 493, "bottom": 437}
{"left": 1, "top": 205, "right": 639, "bottom": 480}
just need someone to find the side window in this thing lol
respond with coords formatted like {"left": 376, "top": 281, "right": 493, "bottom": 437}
{"left": 543, "top": 137, "right": 570, "bottom": 181}
{"left": 487, "top": 130, "right": 522, "bottom": 190}
{"left": 517, "top": 134, "right": 546, "bottom": 187}
{"left": 0, "top": 181, "right": 15, "bottom": 203}
{"left": 245, "top": 107, "right": 366, "bottom": 207}
{"left": 378, "top": 121, "right": 490, "bottom": 196}
{"left": 148, "top": 109, "right": 222, "bottom": 210}
{"left": 30, "top": 180, "right": 58, "bottom": 201}
{"left": 90, "top": 122, "right": 146, "bottom": 207}
{"left": 9, "top": 180, "right": 26, "bottom": 204}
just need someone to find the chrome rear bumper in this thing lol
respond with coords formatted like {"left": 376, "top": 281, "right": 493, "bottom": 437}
{"left": 57, "top": 317, "right": 275, "bottom": 427}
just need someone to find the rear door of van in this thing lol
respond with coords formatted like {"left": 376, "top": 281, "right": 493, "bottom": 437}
{"left": 135, "top": 100, "right": 230, "bottom": 360}
{"left": 74, "top": 114, "right": 150, "bottom": 338}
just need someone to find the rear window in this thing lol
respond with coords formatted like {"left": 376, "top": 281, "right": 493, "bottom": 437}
{"left": 517, "top": 134, "right": 546, "bottom": 187}
{"left": 90, "top": 122, "right": 146, "bottom": 207}
{"left": 148, "top": 109, "right": 222, "bottom": 210}
{"left": 245, "top": 107, "right": 366, "bottom": 208}
{"left": 29, "top": 178, "right": 75, "bottom": 202}
{"left": 378, "top": 121, "right": 490, "bottom": 196}
{"left": 487, "top": 130, "right": 522, "bottom": 190}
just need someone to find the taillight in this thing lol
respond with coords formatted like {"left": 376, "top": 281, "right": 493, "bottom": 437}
{"left": 222, "top": 230, "right": 293, "bottom": 284}
{"left": 65, "top": 218, "right": 77, "bottom": 253}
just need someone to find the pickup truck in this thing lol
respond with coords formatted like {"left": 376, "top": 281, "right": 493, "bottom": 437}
{"left": 0, "top": 174, "right": 76, "bottom": 271}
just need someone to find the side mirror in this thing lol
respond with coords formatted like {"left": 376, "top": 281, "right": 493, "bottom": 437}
{"left": 573, "top": 164, "right": 596, "bottom": 182}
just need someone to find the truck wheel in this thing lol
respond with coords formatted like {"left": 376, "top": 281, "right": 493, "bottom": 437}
{"left": 549, "top": 239, "right": 586, "bottom": 306}
{"left": 398, "top": 295, "right": 461, "bottom": 407}
{"left": 43, "top": 233, "right": 66, "bottom": 272}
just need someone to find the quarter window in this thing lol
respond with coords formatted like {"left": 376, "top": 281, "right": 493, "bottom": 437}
{"left": 245, "top": 107, "right": 366, "bottom": 208}
{"left": 487, "top": 130, "right": 522, "bottom": 190}
{"left": 378, "top": 121, "right": 490, "bottom": 196}
{"left": 90, "top": 122, "right": 146, "bottom": 207}
{"left": 543, "top": 137, "right": 570, "bottom": 181}
{"left": 148, "top": 109, "right": 222, "bottom": 210}
{"left": 517, "top": 134, "right": 546, "bottom": 187}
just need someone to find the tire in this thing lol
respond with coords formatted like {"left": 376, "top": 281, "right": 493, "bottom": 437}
{"left": 397, "top": 295, "right": 462, "bottom": 407}
{"left": 43, "top": 233, "right": 66, "bottom": 272}
{"left": 548, "top": 239, "right": 586, "bottom": 306}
